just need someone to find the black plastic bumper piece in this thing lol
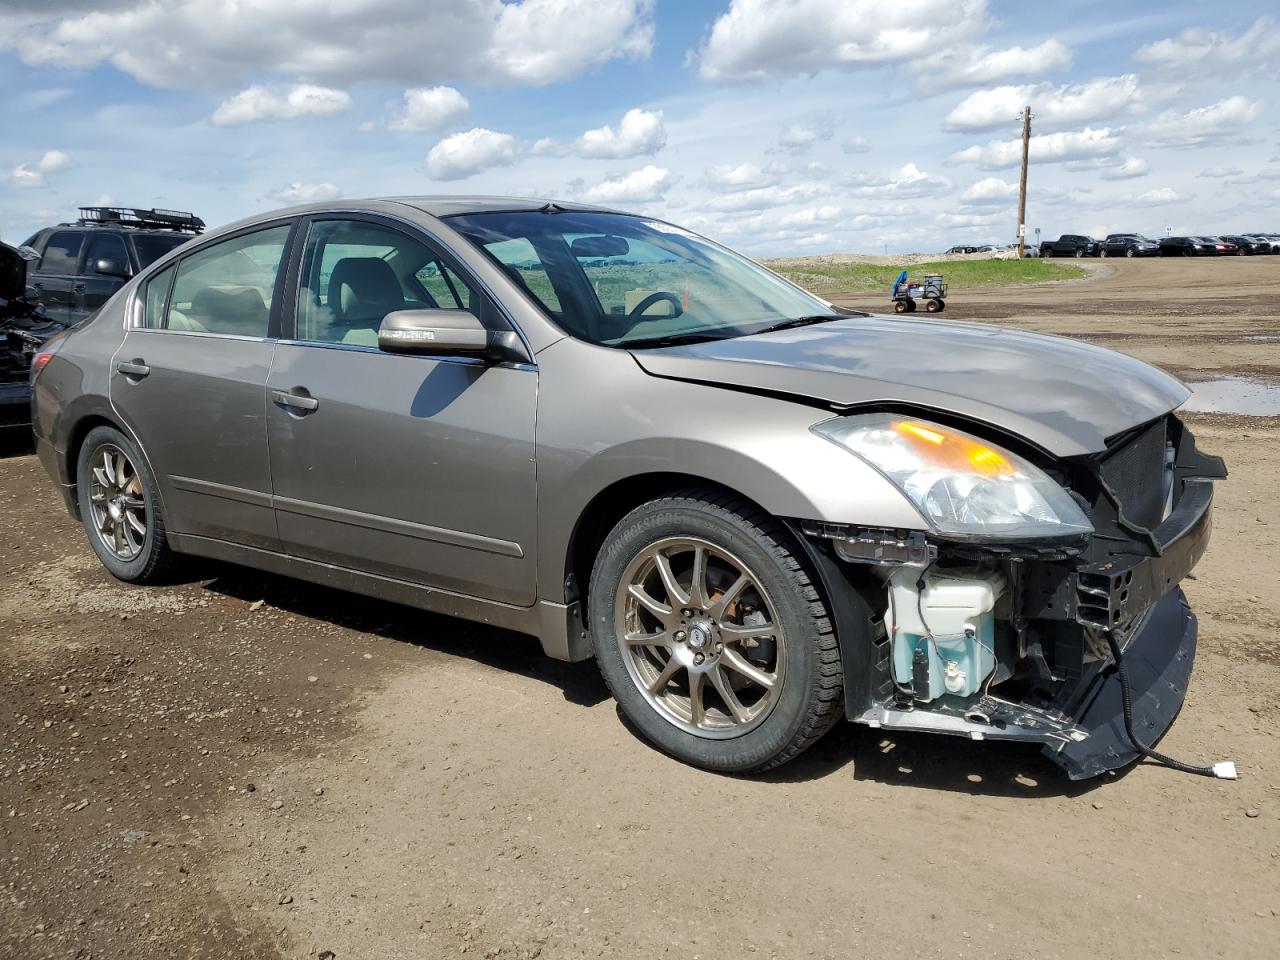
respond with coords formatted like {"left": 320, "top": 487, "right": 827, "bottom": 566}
{"left": 1047, "top": 587, "right": 1197, "bottom": 779}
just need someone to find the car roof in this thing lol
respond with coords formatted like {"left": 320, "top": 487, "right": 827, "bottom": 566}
{"left": 384, "top": 195, "right": 620, "bottom": 217}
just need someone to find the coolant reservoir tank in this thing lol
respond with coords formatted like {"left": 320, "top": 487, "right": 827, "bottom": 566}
{"left": 887, "top": 567, "right": 1006, "bottom": 702}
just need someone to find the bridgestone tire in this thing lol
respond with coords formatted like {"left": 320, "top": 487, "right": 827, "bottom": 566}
{"left": 588, "top": 491, "right": 843, "bottom": 773}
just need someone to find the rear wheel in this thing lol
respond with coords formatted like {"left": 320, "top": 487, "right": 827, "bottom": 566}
{"left": 925, "top": 298, "right": 943, "bottom": 312}
{"left": 1100, "top": 249, "right": 1108, "bottom": 258}
{"left": 76, "top": 425, "right": 177, "bottom": 584}
{"left": 588, "top": 492, "right": 843, "bottom": 773}
{"left": 1075, "top": 248, "right": 1085, "bottom": 258}
{"left": 893, "top": 300, "right": 908, "bottom": 314}
{"left": 905, "top": 298, "right": 917, "bottom": 312}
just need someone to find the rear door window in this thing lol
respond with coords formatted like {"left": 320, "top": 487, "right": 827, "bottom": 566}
{"left": 164, "top": 225, "right": 290, "bottom": 337}
{"left": 37, "top": 231, "right": 85, "bottom": 274}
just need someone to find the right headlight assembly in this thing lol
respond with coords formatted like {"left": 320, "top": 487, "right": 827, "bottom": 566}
{"left": 812, "top": 413, "right": 1093, "bottom": 540}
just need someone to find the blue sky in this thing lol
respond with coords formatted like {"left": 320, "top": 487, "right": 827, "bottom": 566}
{"left": 2, "top": 1, "right": 1278, "bottom": 255}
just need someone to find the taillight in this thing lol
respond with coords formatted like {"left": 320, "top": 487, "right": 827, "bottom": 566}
{"left": 29, "top": 330, "right": 69, "bottom": 383}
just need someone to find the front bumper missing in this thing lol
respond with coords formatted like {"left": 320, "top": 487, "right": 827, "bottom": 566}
{"left": 799, "top": 440, "right": 1218, "bottom": 781}
{"left": 854, "top": 587, "right": 1196, "bottom": 779}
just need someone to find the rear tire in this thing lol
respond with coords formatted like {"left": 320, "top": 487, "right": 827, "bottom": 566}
{"left": 893, "top": 300, "right": 908, "bottom": 314}
{"left": 588, "top": 491, "right": 843, "bottom": 773}
{"left": 1075, "top": 249, "right": 1085, "bottom": 258}
{"left": 925, "top": 298, "right": 943, "bottom": 312}
{"left": 76, "top": 425, "right": 177, "bottom": 584}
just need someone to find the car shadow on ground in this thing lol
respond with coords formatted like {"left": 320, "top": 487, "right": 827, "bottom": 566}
{"left": 196, "top": 561, "right": 611, "bottom": 708}
{"left": 195, "top": 561, "right": 1107, "bottom": 799}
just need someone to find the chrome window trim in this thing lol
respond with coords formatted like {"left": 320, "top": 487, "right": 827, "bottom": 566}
{"left": 274, "top": 337, "right": 536, "bottom": 372}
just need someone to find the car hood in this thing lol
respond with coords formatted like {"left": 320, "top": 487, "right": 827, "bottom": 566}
{"left": 629, "top": 315, "right": 1189, "bottom": 457}
{"left": 0, "top": 240, "right": 34, "bottom": 307}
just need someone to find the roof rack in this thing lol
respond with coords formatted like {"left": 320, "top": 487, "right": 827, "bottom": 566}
{"left": 76, "top": 206, "right": 205, "bottom": 234}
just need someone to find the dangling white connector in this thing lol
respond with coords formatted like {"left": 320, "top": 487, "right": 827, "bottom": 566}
{"left": 1212, "top": 761, "right": 1238, "bottom": 780}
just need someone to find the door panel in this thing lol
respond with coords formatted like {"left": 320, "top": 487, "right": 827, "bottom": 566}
{"left": 112, "top": 331, "right": 278, "bottom": 548}
{"left": 110, "top": 223, "right": 293, "bottom": 549}
{"left": 265, "top": 345, "right": 538, "bottom": 605}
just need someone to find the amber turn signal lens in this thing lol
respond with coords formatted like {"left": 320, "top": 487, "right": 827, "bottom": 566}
{"left": 892, "top": 420, "right": 1016, "bottom": 478}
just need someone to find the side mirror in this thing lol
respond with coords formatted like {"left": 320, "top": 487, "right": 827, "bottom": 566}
{"left": 378, "top": 309, "right": 525, "bottom": 363}
{"left": 95, "top": 258, "right": 131, "bottom": 279}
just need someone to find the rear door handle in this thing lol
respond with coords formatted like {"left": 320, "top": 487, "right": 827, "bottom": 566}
{"left": 271, "top": 388, "right": 319, "bottom": 412}
{"left": 116, "top": 359, "right": 150, "bottom": 379}
{"left": 73, "top": 282, "right": 86, "bottom": 293}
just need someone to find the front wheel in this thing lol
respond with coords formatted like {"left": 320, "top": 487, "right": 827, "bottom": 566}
{"left": 588, "top": 492, "right": 843, "bottom": 773}
{"left": 76, "top": 425, "right": 177, "bottom": 583}
{"left": 1126, "top": 247, "right": 1135, "bottom": 258}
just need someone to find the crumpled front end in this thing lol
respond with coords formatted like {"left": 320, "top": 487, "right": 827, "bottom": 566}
{"left": 799, "top": 415, "right": 1225, "bottom": 779}
{"left": 1, "top": 240, "right": 66, "bottom": 429}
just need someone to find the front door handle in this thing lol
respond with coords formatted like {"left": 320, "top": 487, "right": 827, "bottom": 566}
{"left": 271, "top": 388, "right": 319, "bottom": 413}
{"left": 73, "top": 282, "right": 86, "bottom": 293}
{"left": 116, "top": 359, "right": 150, "bottom": 379}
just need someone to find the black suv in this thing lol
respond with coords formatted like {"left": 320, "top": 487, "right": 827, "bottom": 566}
{"left": 22, "top": 207, "right": 203, "bottom": 324}
{"left": 1039, "top": 234, "right": 1099, "bottom": 258}
{"left": 1100, "top": 234, "right": 1161, "bottom": 257}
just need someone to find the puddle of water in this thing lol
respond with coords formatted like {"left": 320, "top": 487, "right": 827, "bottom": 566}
{"left": 1239, "top": 335, "right": 1280, "bottom": 342}
{"left": 1183, "top": 376, "right": 1280, "bottom": 416}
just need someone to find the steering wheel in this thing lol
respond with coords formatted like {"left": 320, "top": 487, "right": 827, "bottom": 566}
{"left": 627, "top": 291, "right": 683, "bottom": 320}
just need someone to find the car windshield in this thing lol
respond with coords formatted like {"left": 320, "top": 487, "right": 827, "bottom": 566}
{"left": 132, "top": 233, "right": 192, "bottom": 269}
{"left": 445, "top": 210, "right": 842, "bottom": 348}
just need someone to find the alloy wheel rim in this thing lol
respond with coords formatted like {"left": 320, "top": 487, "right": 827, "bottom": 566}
{"left": 88, "top": 444, "right": 148, "bottom": 560}
{"left": 614, "top": 537, "right": 783, "bottom": 739}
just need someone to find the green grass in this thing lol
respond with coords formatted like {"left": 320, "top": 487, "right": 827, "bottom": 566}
{"left": 771, "top": 258, "right": 1088, "bottom": 294}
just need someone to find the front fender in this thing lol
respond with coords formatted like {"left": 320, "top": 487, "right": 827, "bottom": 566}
{"left": 533, "top": 340, "right": 925, "bottom": 602}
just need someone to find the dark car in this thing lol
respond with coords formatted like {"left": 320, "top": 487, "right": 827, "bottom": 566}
{"left": 22, "top": 207, "right": 203, "bottom": 324}
{"left": 944, "top": 245, "right": 979, "bottom": 254}
{"left": 1039, "top": 234, "right": 1099, "bottom": 258}
{"left": 1159, "top": 236, "right": 1224, "bottom": 256}
{"left": 1, "top": 241, "right": 69, "bottom": 431}
{"left": 1220, "top": 235, "right": 1269, "bottom": 255}
{"left": 27, "top": 195, "right": 1231, "bottom": 781}
{"left": 1100, "top": 234, "right": 1160, "bottom": 258}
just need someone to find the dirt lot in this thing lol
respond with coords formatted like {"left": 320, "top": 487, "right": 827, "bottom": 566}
{"left": 2, "top": 257, "right": 1278, "bottom": 960}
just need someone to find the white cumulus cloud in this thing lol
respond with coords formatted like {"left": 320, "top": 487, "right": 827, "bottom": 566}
{"left": 13, "top": 0, "right": 654, "bottom": 89}
{"left": 271, "top": 182, "right": 342, "bottom": 204}
{"left": 960, "top": 177, "right": 1017, "bottom": 205}
{"left": 703, "top": 162, "right": 784, "bottom": 192}
{"left": 427, "top": 128, "right": 519, "bottom": 180}
{"left": 8, "top": 149, "right": 70, "bottom": 188}
{"left": 916, "top": 38, "right": 1072, "bottom": 89}
{"left": 576, "top": 108, "right": 665, "bottom": 159}
{"left": 391, "top": 86, "right": 469, "bottom": 132}
{"left": 1134, "top": 187, "right": 1187, "bottom": 206}
{"left": 1137, "top": 18, "right": 1280, "bottom": 75}
{"left": 1142, "top": 96, "right": 1263, "bottom": 148}
{"left": 212, "top": 84, "right": 350, "bottom": 125}
{"left": 1100, "top": 158, "right": 1149, "bottom": 181}
{"left": 951, "top": 127, "right": 1120, "bottom": 169}
{"left": 583, "top": 164, "right": 672, "bottom": 204}
{"left": 697, "top": 0, "right": 987, "bottom": 81}
{"left": 849, "top": 163, "right": 950, "bottom": 199}
{"left": 944, "top": 75, "right": 1141, "bottom": 133}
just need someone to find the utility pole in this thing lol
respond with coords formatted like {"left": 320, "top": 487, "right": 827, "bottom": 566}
{"left": 1016, "top": 105, "right": 1032, "bottom": 258}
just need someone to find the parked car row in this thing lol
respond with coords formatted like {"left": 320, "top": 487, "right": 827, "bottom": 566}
{"left": 1039, "top": 232, "right": 1280, "bottom": 258}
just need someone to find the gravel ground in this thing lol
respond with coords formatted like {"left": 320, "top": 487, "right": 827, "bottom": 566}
{"left": 2, "top": 256, "right": 1278, "bottom": 960}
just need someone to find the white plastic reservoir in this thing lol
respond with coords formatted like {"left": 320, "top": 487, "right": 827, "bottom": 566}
{"left": 887, "top": 566, "right": 1007, "bottom": 702}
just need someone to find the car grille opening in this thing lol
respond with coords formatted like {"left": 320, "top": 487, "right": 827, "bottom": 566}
{"left": 1099, "top": 417, "right": 1168, "bottom": 531}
